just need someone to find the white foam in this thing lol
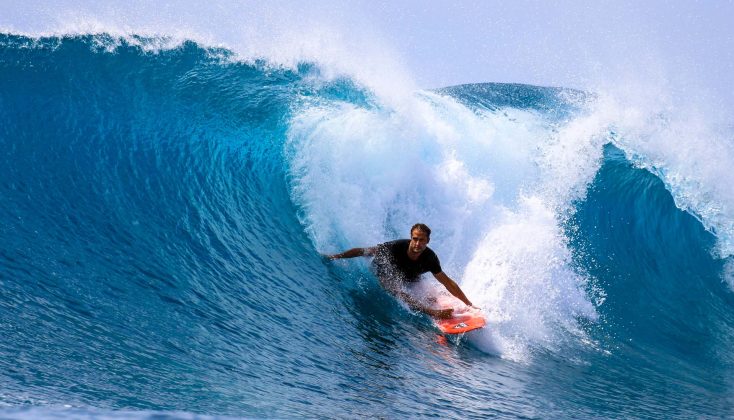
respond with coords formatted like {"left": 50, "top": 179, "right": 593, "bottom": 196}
{"left": 461, "top": 196, "right": 599, "bottom": 361}
{"left": 287, "top": 91, "right": 604, "bottom": 360}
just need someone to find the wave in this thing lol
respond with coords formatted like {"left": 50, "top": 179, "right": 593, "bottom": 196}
{"left": 2, "top": 33, "right": 734, "bottom": 418}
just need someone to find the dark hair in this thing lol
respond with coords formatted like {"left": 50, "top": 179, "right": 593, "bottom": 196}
{"left": 410, "top": 223, "right": 431, "bottom": 239}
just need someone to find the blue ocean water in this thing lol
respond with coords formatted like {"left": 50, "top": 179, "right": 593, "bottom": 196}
{"left": 2, "top": 34, "right": 734, "bottom": 418}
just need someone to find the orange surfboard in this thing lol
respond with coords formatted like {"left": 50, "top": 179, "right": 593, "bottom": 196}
{"left": 431, "top": 294, "right": 486, "bottom": 335}
{"left": 434, "top": 311, "right": 486, "bottom": 334}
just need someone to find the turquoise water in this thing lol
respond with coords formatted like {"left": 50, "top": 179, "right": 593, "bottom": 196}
{"left": 2, "top": 34, "right": 734, "bottom": 418}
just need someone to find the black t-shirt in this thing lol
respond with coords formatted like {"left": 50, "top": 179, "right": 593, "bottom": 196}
{"left": 372, "top": 239, "right": 442, "bottom": 282}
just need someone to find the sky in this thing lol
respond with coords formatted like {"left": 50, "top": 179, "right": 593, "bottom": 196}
{"left": 2, "top": 1, "right": 733, "bottom": 111}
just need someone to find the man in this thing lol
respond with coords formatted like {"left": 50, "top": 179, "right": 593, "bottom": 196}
{"left": 324, "top": 223, "right": 474, "bottom": 319}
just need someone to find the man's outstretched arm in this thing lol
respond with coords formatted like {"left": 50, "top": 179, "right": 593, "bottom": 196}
{"left": 323, "top": 247, "right": 377, "bottom": 260}
{"left": 433, "top": 272, "right": 474, "bottom": 307}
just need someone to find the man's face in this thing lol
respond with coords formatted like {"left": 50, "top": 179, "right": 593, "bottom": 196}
{"left": 409, "top": 229, "right": 430, "bottom": 254}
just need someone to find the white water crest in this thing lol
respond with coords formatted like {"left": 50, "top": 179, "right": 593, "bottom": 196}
{"left": 0, "top": 1, "right": 417, "bottom": 105}
{"left": 286, "top": 87, "right": 606, "bottom": 360}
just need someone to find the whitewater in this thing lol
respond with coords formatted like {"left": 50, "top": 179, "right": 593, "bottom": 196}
{"left": 1, "top": 17, "right": 734, "bottom": 420}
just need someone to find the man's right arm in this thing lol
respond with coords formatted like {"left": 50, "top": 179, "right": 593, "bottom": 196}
{"left": 324, "top": 247, "right": 377, "bottom": 260}
{"left": 377, "top": 276, "right": 453, "bottom": 319}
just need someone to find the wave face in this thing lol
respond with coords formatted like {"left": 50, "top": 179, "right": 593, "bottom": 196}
{"left": 2, "top": 34, "right": 734, "bottom": 418}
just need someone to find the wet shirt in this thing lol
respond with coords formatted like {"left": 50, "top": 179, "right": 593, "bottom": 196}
{"left": 372, "top": 239, "right": 442, "bottom": 282}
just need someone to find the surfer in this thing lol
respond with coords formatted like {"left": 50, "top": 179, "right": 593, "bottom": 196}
{"left": 324, "top": 223, "right": 474, "bottom": 319}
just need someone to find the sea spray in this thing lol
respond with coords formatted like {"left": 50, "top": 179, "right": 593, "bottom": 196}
{"left": 286, "top": 85, "right": 602, "bottom": 360}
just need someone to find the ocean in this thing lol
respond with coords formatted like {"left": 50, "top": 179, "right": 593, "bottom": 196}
{"left": 2, "top": 33, "right": 734, "bottom": 418}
